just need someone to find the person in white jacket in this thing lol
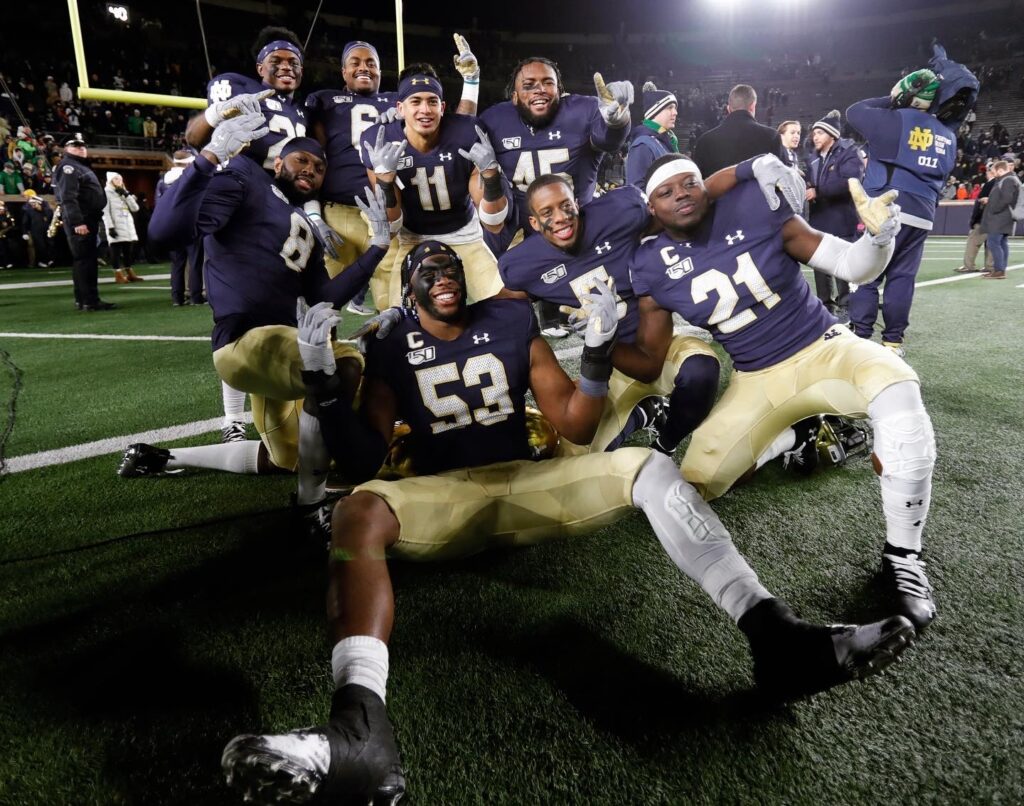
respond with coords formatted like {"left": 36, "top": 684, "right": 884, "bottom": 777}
{"left": 103, "top": 172, "right": 143, "bottom": 282}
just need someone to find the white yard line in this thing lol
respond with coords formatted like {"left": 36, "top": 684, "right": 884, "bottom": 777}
{"left": 5, "top": 414, "right": 253, "bottom": 474}
{"left": 0, "top": 273, "right": 171, "bottom": 290}
{"left": 0, "top": 332, "right": 208, "bottom": 342}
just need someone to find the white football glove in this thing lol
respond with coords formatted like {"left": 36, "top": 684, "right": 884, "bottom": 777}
{"left": 375, "top": 106, "right": 400, "bottom": 125}
{"left": 580, "top": 281, "right": 619, "bottom": 349}
{"left": 457, "top": 125, "right": 499, "bottom": 175}
{"left": 367, "top": 127, "right": 407, "bottom": 176}
{"left": 205, "top": 111, "right": 269, "bottom": 163}
{"left": 204, "top": 88, "right": 274, "bottom": 127}
{"left": 303, "top": 200, "right": 345, "bottom": 260}
{"left": 594, "top": 73, "right": 634, "bottom": 128}
{"left": 296, "top": 297, "right": 340, "bottom": 375}
{"left": 751, "top": 154, "right": 805, "bottom": 214}
{"left": 351, "top": 306, "right": 408, "bottom": 353}
{"left": 452, "top": 34, "right": 479, "bottom": 82}
{"left": 354, "top": 185, "right": 392, "bottom": 249}
{"left": 849, "top": 179, "right": 901, "bottom": 244}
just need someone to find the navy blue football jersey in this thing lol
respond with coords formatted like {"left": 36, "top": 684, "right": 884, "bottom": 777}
{"left": 847, "top": 97, "right": 957, "bottom": 229}
{"left": 364, "top": 298, "right": 539, "bottom": 474}
{"left": 480, "top": 94, "right": 629, "bottom": 230}
{"left": 149, "top": 155, "right": 383, "bottom": 350}
{"left": 361, "top": 115, "right": 482, "bottom": 235}
{"left": 305, "top": 89, "right": 397, "bottom": 204}
{"left": 498, "top": 185, "right": 649, "bottom": 341}
{"left": 206, "top": 73, "right": 308, "bottom": 172}
{"left": 629, "top": 181, "right": 836, "bottom": 371}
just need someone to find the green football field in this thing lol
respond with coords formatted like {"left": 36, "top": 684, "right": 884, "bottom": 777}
{"left": 1, "top": 237, "right": 1022, "bottom": 804}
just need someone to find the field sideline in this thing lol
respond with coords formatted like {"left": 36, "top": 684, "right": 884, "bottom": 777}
{"left": 1, "top": 236, "right": 1022, "bottom": 805}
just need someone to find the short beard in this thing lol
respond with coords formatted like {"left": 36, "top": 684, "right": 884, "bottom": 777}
{"left": 274, "top": 170, "right": 315, "bottom": 204}
{"left": 515, "top": 95, "right": 560, "bottom": 130}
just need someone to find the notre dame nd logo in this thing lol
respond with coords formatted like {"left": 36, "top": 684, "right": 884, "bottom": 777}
{"left": 907, "top": 127, "right": 934, "bottom": 151}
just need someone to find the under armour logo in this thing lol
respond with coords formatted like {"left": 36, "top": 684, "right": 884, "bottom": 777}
{"left": 548, "top": 130, "right": 562, "bottom": 140}
{"left": 439, "top": 152, "right": 452, "bottom": 161}
{"left": 473, "top": 333, "right": 490, "bottom": 344}
{"left": 725, "top": 230, "right": 744, "bottom": 245}
{"left": 905, "top": 499, "right": 924, "bottom": 508}
{"left": 823, "top": 327, "right": 842, "bottom": 341}
{"left": 595, "top": 241, "right": 612, "bottom": 254}
{"left": 411, "top": 78, "right": 431, "bottom": 85}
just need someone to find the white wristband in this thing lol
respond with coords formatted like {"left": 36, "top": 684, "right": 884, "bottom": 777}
{"left": 461, "top": 81, "right": 480, "bottom": 105}
{"left": 389, "top": 215, "right": 404, "bottom": 235}
{"left": 479, "top": 203, "right": 509, "bottom": 226}
{"left": 204, "top": 105, "right": 223, "bottom": 127}
{"left": 303, "top": 199, "right": 323, "bottom": 218}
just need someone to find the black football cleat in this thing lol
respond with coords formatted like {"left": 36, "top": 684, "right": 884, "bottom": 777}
{"left": 117, "top": 443, "right": 172, "bottom": 477}
{"left": 781, "top": 416, "right": 823, "bottom": 475}
{"left": 222, "top": 684, "right": 405, "bottom": 805}
{"left": 739, "top": 597, "right": 916, "bottom": 701}
{"left": 881, "top": 547, "right": 936, "bottom": 631}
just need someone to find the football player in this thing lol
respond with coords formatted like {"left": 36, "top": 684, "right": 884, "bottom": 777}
{"left": 127, "top": 111, "right": 390, "bottom": 512}
{"left": 304, "top": 35, "right": 483, "bottom": 280}
{"left": 359, "top": 64, "right": 510, "bottom": 311}
{"left": 498, "top": 157, "right": 807, "bottom": 455}
{"left": 625, "top": 153, "right": 937, "bottom": 630}
{"left": 479, "top": 57, "right": 634, "bottom": 335}
{"left": 498, "top": 175, "right": 719, "bottom": 455}
{"left": 846, "top": 42, "right": 979, "bottom": 356}
{"left": 184, "top": 26, "right": 319, "bottom": 441}
{"left": 221, "top": 240, "right": 916, "bottom": 804}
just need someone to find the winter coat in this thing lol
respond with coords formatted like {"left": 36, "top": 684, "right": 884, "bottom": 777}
{"left": 980, "top": 174, "right": 1021, "bottom": 236}
{"left": 807, "top": 138, "right": 865, "bottom": 237}
{"left": 103, "top": 182, "right": 140, "bottom": 243}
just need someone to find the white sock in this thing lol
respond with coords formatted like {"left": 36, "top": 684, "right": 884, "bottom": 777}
{"left": 221, "top": 382, "right": 247, "bottom": 427}
{"left": 332, "top": 635, "right": 389, "bottom": 703}
{"left": 166, "top": 440, "right": 261, "bottom": 474}
{"left": 297, "top": 409, "right": 329, "bottom": 506}
{"left": 754, "top": 428, "right": 796, "bottom": 469}
{"left": 869, "top": 382, "right": 935, "bottom": 553}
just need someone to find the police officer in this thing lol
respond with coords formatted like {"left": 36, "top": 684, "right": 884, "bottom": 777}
{"left": 55, "top": 133, "right": 117, "bottom": 311}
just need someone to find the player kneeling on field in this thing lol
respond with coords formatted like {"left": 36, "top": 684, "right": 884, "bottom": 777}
{"left": 221, "top": 241, "right": 916, "bottom": 805}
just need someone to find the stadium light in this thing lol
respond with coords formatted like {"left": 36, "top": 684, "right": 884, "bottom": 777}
{"left": 107, "top": 4, "right": 129, "bottom": 23}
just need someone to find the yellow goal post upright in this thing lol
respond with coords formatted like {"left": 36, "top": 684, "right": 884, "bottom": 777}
{"left": 65, "top": 0, "right": 408, "bottom": 108}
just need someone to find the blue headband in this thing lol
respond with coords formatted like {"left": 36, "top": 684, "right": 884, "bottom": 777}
{"left": 398, "top": 74, "right": 443, "bottom": 101}
{"left": 343, "top": 40, "right": 380, "bottom": 66}
{"left": 280, "top": 137, "right": 326, "bottom": 162}
{"left": 257, "top": 40, "right": 303, "bottom": 65}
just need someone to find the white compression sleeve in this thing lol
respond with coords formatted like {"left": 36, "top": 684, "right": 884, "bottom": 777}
{"left": 807, "top": 232, "right": 895, "bottom": 284}
{"left": 631, "top": 452, "right": 772, "bottom": 621}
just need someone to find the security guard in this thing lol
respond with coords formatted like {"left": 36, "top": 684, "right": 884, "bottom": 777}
{"left": 54, "top": 133, "right": 117, "bottom": 311}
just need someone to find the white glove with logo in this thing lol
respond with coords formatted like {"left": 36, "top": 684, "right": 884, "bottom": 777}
{"left": 296, "top": 297, "right": 340, "bottom": 375}
{"left": 367, "top": 127, "right": 407, "bottom": 176}
{"left": 354, "top": 185, "right": 392, "bottom": 249}
{"left": 594, "top": 73, "right": 634, "bottom": 128}
{"left": 205, "top": 111, "right": 270, "bottom": 163}
{"left": 204, "top": 89, "right": 274, "bottom": 127}
{"left": 452, "top": 34, "right": 480, "bottom": 82}
{"left": 751, "top": 154, "right": 805, "bottom": 214}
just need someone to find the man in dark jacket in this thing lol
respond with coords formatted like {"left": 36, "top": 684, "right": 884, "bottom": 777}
{"left": 625, "top": 82, "right": 679, "bottom": 187}
{"left": 54, "top": 133, "right": 117, "bottom": 310}
{"left": 979, "top": 159, "right": 1020, "bottom": 279}
{"left": 954, "top": 162, "right": 995, "bottom": 273}
{"left": 20, "top": 194, "right": 54, "bottom": 267}
{"left": 692, "top": 84, "right": 784, "bottom": 177}
{"left": 806, "top": 109, "right": 865, "bottom": 322}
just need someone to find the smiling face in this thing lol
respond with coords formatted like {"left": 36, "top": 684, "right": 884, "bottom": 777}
{"left": 257, "top": 48, "right": 303, "bottom": 93}
{"left": 528, "top": 180, "right": 580, "bottom": 251}
{"left": 273, "top": 150, "right": 325, "bottom": 202}
{"left": 647, "top": 171, "right": 710, "bottom": 237}
{"left": 398, "top": 92, "right": 445, "bottom": 138}
{"left": 408, "top": 253, "right": 467, "bottom": 323}
{"left": 512, "top": 62, "right": 561, "bottom": 129}
{"left": 343, "top": 47, "right": 381, "bottom": 95}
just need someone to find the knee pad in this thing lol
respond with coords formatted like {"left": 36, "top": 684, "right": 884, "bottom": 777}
{"left": 673, "top": 353, "right": 720, "bottom": 394}
{"left": 869, "top": 383, "right": 935, "bottom": 482}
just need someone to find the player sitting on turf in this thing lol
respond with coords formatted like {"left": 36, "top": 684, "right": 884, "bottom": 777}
{"left": 623, "top": 153, "right": 937, "bottom": 630}
{"left": 220, "top": 240, "right": 916, "bottom": 805}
